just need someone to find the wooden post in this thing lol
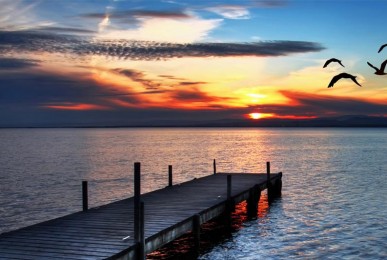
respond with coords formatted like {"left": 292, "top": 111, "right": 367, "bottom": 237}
{"left": 134, "top": 162, "right": 141, "bottom": 244}
{"left": 266, "top": 161, "right": 271, "bottom": 183}
{"left": 213, "top": 159, "right": 216, "bottom": 174}
{"left": 274, "top": 172, "right": 282, "bottom": 198}
{"left": 193, "top": 214, "right": 201, "bottom": 255}
{"left": 247, "top": 184, "right": 261, "bottom": 219}
{"left": 82, "top": 181, "right": 88, "bottom": 212}
{"left": 137, "top": 201, "right": 145, "bottom": 260}
{"left": 227, "top": 175, "right": 232, "bottom": 199}
{"left": 225, "top": 175, "right": 233, "bottom": 231}
{"left": 266, "top": 162, "right": 273, "bottom": 203}
{"left": 168, "top": 165, "right": 172, "bottom": 187}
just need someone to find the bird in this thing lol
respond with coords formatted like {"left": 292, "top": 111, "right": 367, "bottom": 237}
{"left": 378, "top": 44, "right": 387, "bottom": 53}
{"left": 328, "top": 73, "right": 362, "bottom": 88}
{"left": 367, "top": 60, "right": 387, "bottom": 75}
{"left": 323, "top": 58, "right": 345, "bottom": 68}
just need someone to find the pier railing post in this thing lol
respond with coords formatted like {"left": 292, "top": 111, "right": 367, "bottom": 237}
{"left": 227, "top": 174, "right": 232, "bottom": 199}
{"left": 274, "top": 172, "right": 282, "bottom": 198}
{"left": 193, "top": 214, "right": 201, "bottom": 256}
{"left": 134, "top": 162, "right": 141, "bottom": 244}
{"left": 82, "top": 181, "right": 88, "bottom": 212}
{"left": 137, "top": 201, "right": 145, "bottom": 260}
{"left": 168, "top": 165, "right": 173, "bottom": 187}
{"left": 213, "top": 159, "right": 216, "bottom": 174}
{"left": 266, "top": 161, "right": 273, "bottom": 203}
{"left": 247, "top": 184, "right": 261, "bottom": 219}
{"left": 225, "top": 175, "right": 234, "bottom": 231}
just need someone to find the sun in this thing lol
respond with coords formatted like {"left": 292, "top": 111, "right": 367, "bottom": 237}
{"left": 249, "top": 113, "right": 263, "bottom": 119}
{"left": 248, "top": 112, "right": 274, "bottom": 120}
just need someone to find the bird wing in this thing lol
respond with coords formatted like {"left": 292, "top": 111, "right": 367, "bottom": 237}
{"left": 328, "top": 74, "right": 342, "bottom": 88}
{"left": 378, "top": 44, "right": 387, "bottom": 53}
{"left": 380, "top": 59, "right": 387, "bottom": 72}
{"left": 338, "top": 61, "right": 345, "bottom": 67}
{"left": 367, "top": 62, "right": 378, "bottom": 71}
{"left": 323, "top": 59, "right": 331, "bottom": 68}
{"left": 351, "top": 77, "right": 361, "bottom": 87}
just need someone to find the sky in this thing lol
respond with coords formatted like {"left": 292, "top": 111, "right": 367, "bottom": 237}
{"left": 0, "top": 0, "right": 386, "bottom": 126}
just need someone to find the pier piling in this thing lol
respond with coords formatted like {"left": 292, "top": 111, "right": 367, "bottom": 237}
{"left": 168, "top": 165, "right": 173, "bottom": 187}
{"left": 134, "top": 162, "right": 141, "bottom": 245}
{"left": 193, "top": 214, "right": 201, "bottom": 255}
{"left": 247, "top": 184, "right": 261, "bottom": 219}
{"left": 82, "top": 181, "right": 88, "bottom": 212}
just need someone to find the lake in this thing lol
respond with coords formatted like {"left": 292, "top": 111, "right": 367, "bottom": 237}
{"left": 0, "top": 128, "right": 386, "bottom": 258}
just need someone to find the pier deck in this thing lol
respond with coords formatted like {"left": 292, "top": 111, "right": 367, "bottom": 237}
{"left": 0, "top": 169, "right": 282, "bottom": 260}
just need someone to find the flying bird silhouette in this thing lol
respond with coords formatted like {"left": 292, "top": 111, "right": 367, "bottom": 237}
{"left": 323, "top": 58, "right": 345, "bottom": 68}
{"left": 367, "top": 60, "right": 387, "bottom": 75}
{"left": 378, "top": 44, "right": 387, "bottom": 53}
{"left": 328, "top": 73, "right": 361, "bottom": 88}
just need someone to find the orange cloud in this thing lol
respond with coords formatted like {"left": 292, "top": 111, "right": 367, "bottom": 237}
{"left": 43, "top": 103, "right": 110, "bottom": 111}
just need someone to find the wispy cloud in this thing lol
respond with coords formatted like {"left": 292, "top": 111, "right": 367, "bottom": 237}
{"left": 170, "top": 87, "right": 231, "bottom": 103}
{"left": 0, "top": 58, "right": 39, "bottom": 70}
{"left": 81, "top": 10, "right": 192, "bottom": 20}
{"left": 112, "top": 68, "right": 161, "bottom": 90}
{"left": 206, "top": 5, "right": 250, "bottom": 20}
{"left": 34, "top": 26, "right": 96, "bottom": 34}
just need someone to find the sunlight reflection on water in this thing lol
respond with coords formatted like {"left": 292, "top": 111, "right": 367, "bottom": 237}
{"left": 0, "top": 128, "right": 386, "bottom": 258}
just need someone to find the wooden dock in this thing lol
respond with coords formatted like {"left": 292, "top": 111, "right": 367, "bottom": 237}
{"left": 0, "top": 161, "right": 282, "bottom": 260}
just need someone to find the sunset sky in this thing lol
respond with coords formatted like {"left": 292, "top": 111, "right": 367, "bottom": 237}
{"left": 0, "top": 0, "right": 386, "bottom": 126}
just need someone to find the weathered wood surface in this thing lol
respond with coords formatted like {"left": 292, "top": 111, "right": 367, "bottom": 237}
{"left": 0, "top": 172, "right": 281, "bottom": 260}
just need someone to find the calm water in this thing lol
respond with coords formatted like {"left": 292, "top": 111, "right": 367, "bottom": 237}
{"left": 0, "top": 128, "right": 386, "bottom": 258}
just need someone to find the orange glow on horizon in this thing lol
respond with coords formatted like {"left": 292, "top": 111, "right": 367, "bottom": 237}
{"left": 247, "top": 112, "right": 317, "bottom": 120}
{"left": 43, "top": 103, "right": 110, "bottom": 111}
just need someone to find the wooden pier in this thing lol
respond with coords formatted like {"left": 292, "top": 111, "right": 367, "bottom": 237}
{"left": 0, "top": 161, "right": 282, "bottom": 260}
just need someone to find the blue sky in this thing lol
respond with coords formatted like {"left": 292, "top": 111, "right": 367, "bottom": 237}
{"left": 0, "top": 0, "right": 386, "bottom": 126}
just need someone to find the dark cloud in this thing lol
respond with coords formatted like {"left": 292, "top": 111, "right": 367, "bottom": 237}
{"left": 178, "top": 81, "right": 207, "bottom": 86}
{"left": 158, "top": 75, "right": 186, "bottom": 81}
{"left": 170, "top": 87, "right": 232, "bottom": 103}
{"left": 0, "top": 70, "right": 141, "bottom": 107}
{"left": 81, "top": 10, "right": 191, "bottom": 20}
{"left": 112, "top": 68, "right": 161, "bottom": 90}
{"left": 0, "top": 30, "right": 84, "bottom": 55}
{"left": 0, "top": 30, "right": 325, "bottom": 60}
{"left": 35, "top": 26, "right": 96, "bottom": 34}
{"left": 251, "top": 0, "right": 287, "bottom": 7}
{"left": 0, "top": 58, "right": 39, "bottom": 70}
{"left": 130, "top": 10, "right": 192, "bottom": 19}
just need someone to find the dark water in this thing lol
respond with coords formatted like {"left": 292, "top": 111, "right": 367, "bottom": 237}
{"left": 0, "top": 128, "right": 386, "bottom": 258}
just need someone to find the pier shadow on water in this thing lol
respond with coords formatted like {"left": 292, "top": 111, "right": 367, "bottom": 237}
{"left": 147, "top": 192, "right": 270, "bottom": 259}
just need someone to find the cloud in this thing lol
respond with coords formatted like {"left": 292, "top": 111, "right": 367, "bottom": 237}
{"left": 34, "top": 26, "right": 96, "bottom": 34}
{"left": 206, "top": 6, "right": 250, "bottom": 19}
{"left": 250, "top": 0, "right": 287, "bottom": 7}
{"left": 0, "top": 69, "right": 142, "bottom": 108}
{"left": 250, "top": 91, "right": 387, "bottom": 117}
{"left": 170, "top": 87, "right": 230, "bottom": 103}
{"left": 81, "top": 10, "right": 192, "bottom": 20}
{"left": 98, "top": 16, "right": 222, "bottom": 43}
{"left": 112, "top": 68, "right": 161, "bottom": 90}
{"left": 0, "top": 58, "right": 39, "bottom": 70}
{"left": 0, "top": 30, "right": 325, "bottom": 60}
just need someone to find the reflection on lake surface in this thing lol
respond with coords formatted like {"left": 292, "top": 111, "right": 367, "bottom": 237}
{"left": 0, "top": 128, "right": 386, "bottom": 258}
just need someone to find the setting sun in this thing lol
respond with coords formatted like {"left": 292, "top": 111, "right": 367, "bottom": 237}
{"left": 249, "top": 113, "right": 262, "bottom": 119}
{"left": 248, "top": 113, "right": 275, "bottom": 120}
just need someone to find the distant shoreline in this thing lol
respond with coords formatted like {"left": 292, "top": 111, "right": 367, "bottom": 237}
{"left": 1, "top": 115, "right": 386, "bottom": 128}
